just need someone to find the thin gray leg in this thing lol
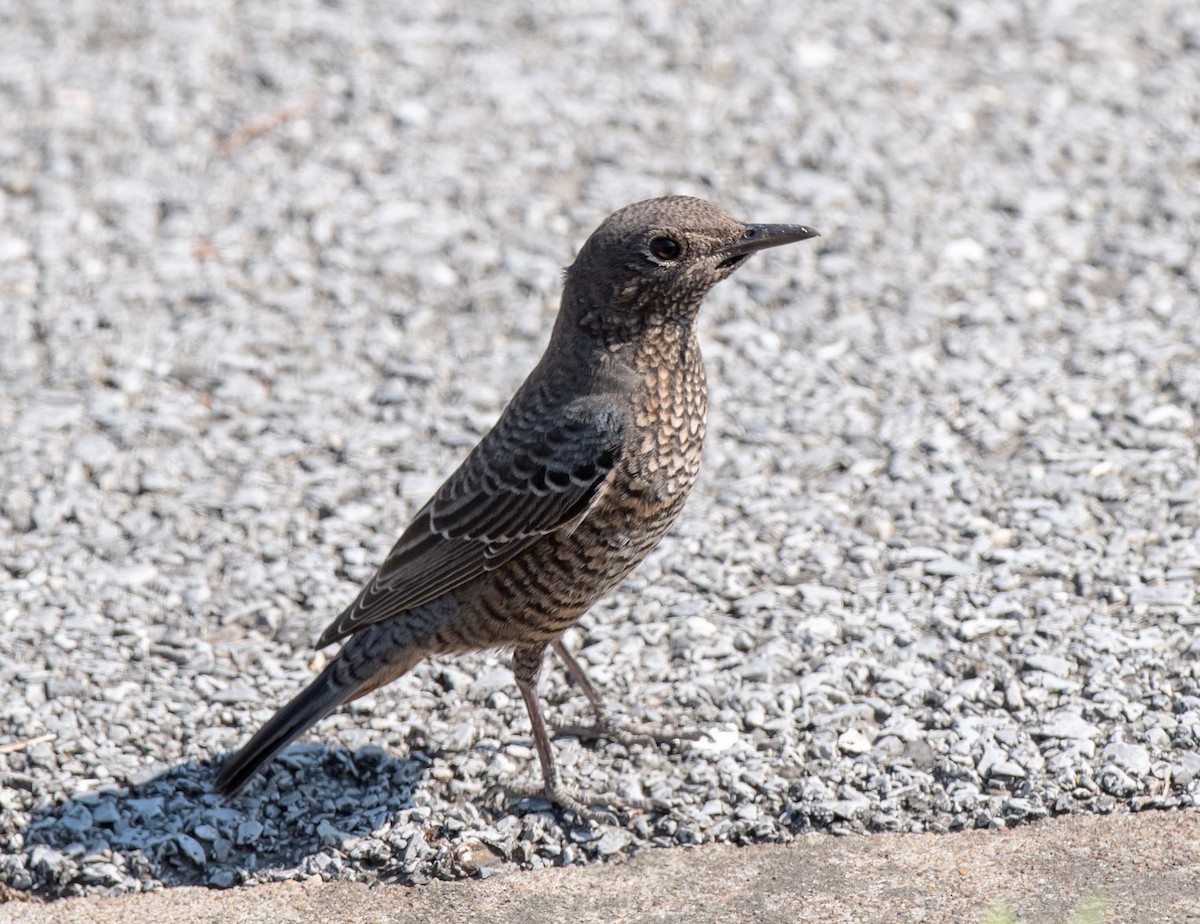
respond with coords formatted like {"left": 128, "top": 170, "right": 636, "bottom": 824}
{"left": 550, "top": 638, "right": 704, "bottom": 747}
{"left": 551, "top": 638, "right": 606, "bottom": 719}
{"left": 508, "top": 642, "right": 620, "bottom": 820}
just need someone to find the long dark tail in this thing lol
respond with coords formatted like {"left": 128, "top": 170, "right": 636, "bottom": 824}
{"left": 213, "top": 666, "right": 345, "bottom": 797}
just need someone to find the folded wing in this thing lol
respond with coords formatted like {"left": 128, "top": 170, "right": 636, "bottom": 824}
{"left": 316, "top": 395, "right": 624, "bottom": 648}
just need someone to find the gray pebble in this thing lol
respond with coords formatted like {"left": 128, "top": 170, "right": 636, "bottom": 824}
{"left": 174, "top": 834, "right": 207, "bottom": 866}
{"left": 1128, "top": 584, "right": 1194, "bottom": 608}
{"left": 1023, "top": 655, "right": 1073, "bottom": 678}
{"left": 1037, "top": 714, "right": 1101, "bottom": 741}
{"left": 71, "top": 434, "right": 118, "bottom": 469}
{"left": 58, "top": 803, "right": 93, "bottom": 834}
{"left": 468, "top": 668, "right": 512, "bottom": 702}
{"left": 923, "top": 558, "right": 972, "bottom": 578}
{"left": 837, "top": 729, "right": 872, "bottom": 755}
{"left": 92, "top": 801, "right": 121, "bottom": 826}
{"left": 1101, "top": 742, "right": 1151, "bottom": 777}
{"left": 236, "top": 820, "right": 265, "bottom": 845}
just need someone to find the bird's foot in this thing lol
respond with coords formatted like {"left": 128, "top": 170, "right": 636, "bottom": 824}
{"left": 554, "top": 718, "right": 706, "bottom": 749}
{"left": 497, "top": 778, "right": 651, "bottom": 824}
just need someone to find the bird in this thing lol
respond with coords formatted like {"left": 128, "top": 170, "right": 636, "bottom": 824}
{"left": 213, "top": 196, "right": 818, "bottom": 814}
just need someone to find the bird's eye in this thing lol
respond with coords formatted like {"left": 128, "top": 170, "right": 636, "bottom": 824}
{"left": 648, "top": 236, "right": 682, "bottom": 261}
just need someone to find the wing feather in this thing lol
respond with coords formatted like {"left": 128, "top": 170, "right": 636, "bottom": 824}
{"left": 315, "top": 394, "right": 623, "bottom": 648}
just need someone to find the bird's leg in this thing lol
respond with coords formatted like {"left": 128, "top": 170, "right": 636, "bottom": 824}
{"left": 503, "top": 642, "right": 632, "bottom": 821}
{"left": 551, "top": 638, "right": 607, "bottom": 721}
{"left": 550, "top": 638, "right": 705, "bottom": 747}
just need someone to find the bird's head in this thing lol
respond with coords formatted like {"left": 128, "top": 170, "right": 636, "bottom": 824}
{"left": 562, "top": 196, "right": 818, "bottom": 339}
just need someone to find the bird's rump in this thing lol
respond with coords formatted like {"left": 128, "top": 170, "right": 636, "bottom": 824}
{"left": 315, "top": 396, "right": 625, "bottom": 648}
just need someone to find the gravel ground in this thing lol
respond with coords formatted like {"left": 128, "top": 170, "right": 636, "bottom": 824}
{"left": 4, "top": 812, "right": 1199, "bottom": 923}
{"left": 2, "top": 0, "right": 1199, "bottom": 901}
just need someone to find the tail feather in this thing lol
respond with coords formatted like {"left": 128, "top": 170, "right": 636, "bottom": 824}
{"left": 213, "top": 668, "right": 345, "bottom": 797}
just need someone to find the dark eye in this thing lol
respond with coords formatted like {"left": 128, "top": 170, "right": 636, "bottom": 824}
{"left": 648, "top": 236, "right": 682, "bottom": 261}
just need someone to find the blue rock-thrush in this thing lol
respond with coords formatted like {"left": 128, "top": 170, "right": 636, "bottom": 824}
{"left": 214, "top": 196, "right": 818, "bottom": 814}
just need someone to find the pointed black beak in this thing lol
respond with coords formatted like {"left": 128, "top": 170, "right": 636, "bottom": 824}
{"left": 719, "top": 223, "right": 820, "bottom": 259}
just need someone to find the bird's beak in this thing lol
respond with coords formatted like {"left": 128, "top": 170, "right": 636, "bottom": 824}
{"left": 718, "top": 223, "right": 820, "bottom": 257}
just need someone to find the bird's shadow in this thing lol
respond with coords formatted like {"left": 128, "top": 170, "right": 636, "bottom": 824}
{"left": 18, "top": 745, "right": 438, "bottom": 897}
